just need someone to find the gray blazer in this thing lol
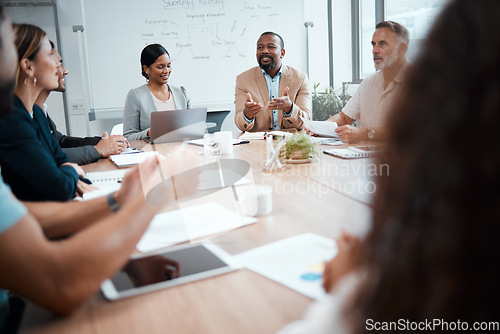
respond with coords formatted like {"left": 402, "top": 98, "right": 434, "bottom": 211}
{"left": 123, "top": 84, "right": 191, "bottom": 140}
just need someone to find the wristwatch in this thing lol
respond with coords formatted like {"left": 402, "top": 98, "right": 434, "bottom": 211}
{"left": 107, "top": 192, "right": 120, "bottom": 212}
{"left": 367, "top": 129, "right": 375, "bottom": 140}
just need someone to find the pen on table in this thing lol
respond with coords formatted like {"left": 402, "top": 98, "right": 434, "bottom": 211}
{"left": 235, "top": 140, "right": 250, "bottom": 145}
{"left": 79, "top": 175, "right": 92, "bottom": 185}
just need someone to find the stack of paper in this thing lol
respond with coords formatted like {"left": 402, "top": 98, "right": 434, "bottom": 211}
{"left": 239, "top": 132, "right": 267, "bottom": 140}
{"left": 301, "top": 118, "right": 339, "bottom": 138}
{"left": 109, "top": 151, "right": 159, "bottom": 167}
{"left": 239, "top": 130, "right": 292, "bottom": 140}
{"left": 234, "top": 233, "right": 337, "bottom": 300}
{"left": 136, "top": 202, "right": 257, "bottom": 252}
{"left": 120, "top": 146, "right": 142, "bottom": 154}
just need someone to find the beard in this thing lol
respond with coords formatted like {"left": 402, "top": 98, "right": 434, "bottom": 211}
{"left": 0, "top": 77, "right": 15, "bottom": 118}
{"left": 258, "top": 54, "right": 276, "bottom": 71}
{"left": 375, "top": 47, "right": 399, "bottom": 71}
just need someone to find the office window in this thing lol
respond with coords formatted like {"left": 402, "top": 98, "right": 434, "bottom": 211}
{"left": 355, "top": 0, "right": 448, "bottom": 80}
{"left": 359, "top": 0, "right": 376, "bottom": 80}
{"left": 386, "top": 0, "right": 448, "bottom": 62}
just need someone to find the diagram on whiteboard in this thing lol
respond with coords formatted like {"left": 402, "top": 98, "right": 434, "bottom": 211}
{"left": 83, "top": 0, "right": 303, "bottom": 110}
{"left": 140, "top": 2, "right": 282, "bottom": 61}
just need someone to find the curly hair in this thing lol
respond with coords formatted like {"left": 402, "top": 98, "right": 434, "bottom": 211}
{"left": 347, "top": 0, "right": 500, "bottom": 331}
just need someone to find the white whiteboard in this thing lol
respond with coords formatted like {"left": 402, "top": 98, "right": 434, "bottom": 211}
{"left": 82, "top": 0, "right": 305, "bottom": 112}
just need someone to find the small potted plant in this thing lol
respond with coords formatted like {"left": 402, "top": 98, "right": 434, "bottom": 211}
{"left": 311, "top": 83, "right": 351, "bottom": 121}
{"left": 285, "top": 131, "right": 320, "bottom": 162}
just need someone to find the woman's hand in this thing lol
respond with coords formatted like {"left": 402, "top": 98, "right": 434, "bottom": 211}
{"left": 322, "top": 231, "right": 362, "bottom": 293}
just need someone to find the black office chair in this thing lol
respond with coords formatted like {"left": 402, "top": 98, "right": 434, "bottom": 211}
{"left": 205, "top": 110, "right": 230, "bottom": 133}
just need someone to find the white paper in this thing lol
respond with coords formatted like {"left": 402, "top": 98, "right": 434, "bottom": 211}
{"left": 315, "top": 137, "right": 344, "bottom": 146}
{"left": 301, "top": 117, "right": 339, "bottom": 138}
{"left": 82, "top": 170, "right": 128, "bottom": 200}
{"left": 187, "top": 138, "right": 244, "bottom": 147}
{"left": 239, "top": 132, "right": 267, "bottom": 140}
{"left": 234, "top": 233, "right": 338, "bottom": 300}
{"left": 137, "top": 202, "right": 257, "bottom": 252}
{"left": 86, "top": 170, "right": 127, "bottom": 184}
{"left": 119, "top": 146, "right": 142, "bottom": 155}
{"left": 109, "top": 151, "right": 159, "bottom": 167}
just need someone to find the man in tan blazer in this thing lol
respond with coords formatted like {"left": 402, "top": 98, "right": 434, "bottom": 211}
{"left": 234, "top": 32, "right": 311, "bottom": 132}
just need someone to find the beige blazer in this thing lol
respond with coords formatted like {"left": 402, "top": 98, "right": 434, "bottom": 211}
{"left": 234, "top": 65, "right": 311, "bottom": 132}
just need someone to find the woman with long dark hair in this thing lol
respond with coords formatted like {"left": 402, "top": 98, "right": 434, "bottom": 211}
{"left": 280, "top": 0, "right": 500, "bottom": 332}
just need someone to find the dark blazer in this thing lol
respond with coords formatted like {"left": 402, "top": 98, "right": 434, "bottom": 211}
{"left": 45, "top": 113, "right": 101, "bottom": 165}
{"left": 0, "top": 95, "right": 79, "bottom": 201}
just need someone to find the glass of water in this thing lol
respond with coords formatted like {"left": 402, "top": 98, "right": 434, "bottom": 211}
{"left": 203, "top": 133, "right": 221, "bottom": 157}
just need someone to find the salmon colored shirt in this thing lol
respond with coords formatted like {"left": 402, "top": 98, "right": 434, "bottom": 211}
{"left": 342, "top": 62, "right": 409, "bottom": 128}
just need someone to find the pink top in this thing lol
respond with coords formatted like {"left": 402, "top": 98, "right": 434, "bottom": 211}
{"left": 150, "top": 86, "right": 177, "bottom": 111}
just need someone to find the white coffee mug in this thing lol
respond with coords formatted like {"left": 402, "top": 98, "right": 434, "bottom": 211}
{"left": 237, "top": 184, "right": 273, "bottom": 217}
{"left": 215, "top": 131, "right": 233, "bottom": 155}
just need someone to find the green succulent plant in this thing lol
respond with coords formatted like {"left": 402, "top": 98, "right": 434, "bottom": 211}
{"left": 285, "top": 131, "right": 320, "bottom": 160}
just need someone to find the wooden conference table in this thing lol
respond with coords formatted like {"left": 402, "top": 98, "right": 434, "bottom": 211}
{"left": 19, "top": 139, "right": 377, "bottom": 334}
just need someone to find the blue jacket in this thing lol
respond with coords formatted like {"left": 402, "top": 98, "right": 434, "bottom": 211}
{"left": 0, "top": 95, "right": 78, "bottom": 201}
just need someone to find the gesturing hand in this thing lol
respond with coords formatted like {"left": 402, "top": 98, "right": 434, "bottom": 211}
{"left": 244, "top": 93, "right": 263, "bottom": 119}
{"left": 267, "top": 86, "right": 293, "bottom": 113}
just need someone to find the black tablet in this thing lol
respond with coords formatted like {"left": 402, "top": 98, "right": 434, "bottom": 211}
{"left": 101, "top": 243, "right": 237, "bottom": 300}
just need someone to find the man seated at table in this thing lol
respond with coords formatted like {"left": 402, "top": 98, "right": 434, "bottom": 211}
{"left": 34, "top": 41, "right": 127, "bottom": 165}
{"left": 234, "top": 31, "right": 311, "bottom": 132}
{"left": 309, "top": 21, "right": 410, "bottom": 143}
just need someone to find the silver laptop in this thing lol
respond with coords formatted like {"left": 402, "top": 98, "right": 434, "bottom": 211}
{"left": 148, "top": 108, "right": 207, "bottom": 144}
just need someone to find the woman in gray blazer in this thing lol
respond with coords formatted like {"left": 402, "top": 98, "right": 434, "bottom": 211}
{"left": 123, "top": 44, "right": 190, "bottom": 140}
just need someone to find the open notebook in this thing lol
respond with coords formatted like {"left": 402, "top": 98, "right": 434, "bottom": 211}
{"left": 82, "top": 170, "right": 127, "bottom": 200}
{"left": 109, "top": 151, "right": 159, "bottom": 167}
{"left": 323, "top": 145, "right": 383, "bottom": 159}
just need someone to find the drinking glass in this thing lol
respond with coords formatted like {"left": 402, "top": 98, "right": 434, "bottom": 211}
{"left": 203, "top": 133, "right": 221, "bottom": 157}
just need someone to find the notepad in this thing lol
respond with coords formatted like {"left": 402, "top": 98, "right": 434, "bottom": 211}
{"left": 187, "top": 138, "right": 247, "bottom": 146}
{"left": 109, "top": 151, "right": 159, "bottom": 167}
{"left": 120, "top": 146, "right": 142, "bottom": 155}
{"left": 316, "top": 137, "right": 343, "bottom": 146}
{"left": 82, "top": 170, "right": 128, "bottom": 200}
{"left": 238, "top": 130, "right": 290, "bottom": 140}
{"left": 136, "top": 202, "right": 257, "bottom": 252}
{"left": 239, "top": 132, "right": 267, "bottom": 140}
{"left": 86, "top": 170, "right": 127, "bottom": 184}
{"left": 323, "top": 146, "right": 382, "bottom": 159}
